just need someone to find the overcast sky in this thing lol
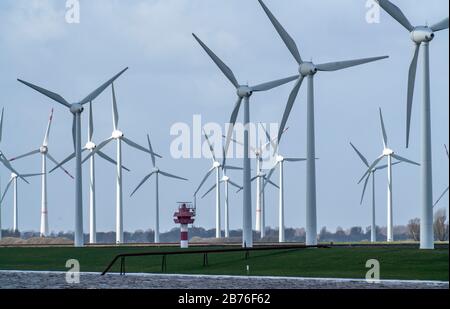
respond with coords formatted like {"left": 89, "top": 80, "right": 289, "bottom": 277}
{"left": 0, "top": 0, "right": 448, "bottom": 235}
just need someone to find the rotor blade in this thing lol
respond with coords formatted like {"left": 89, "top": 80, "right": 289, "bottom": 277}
{"left": 431, "top": 17, "right": 449, "bottom": 32}
{"left": 358, "top": 155, "right": 384, "bottom": 184}
{"left": 406, "top": 43, "right": 420, "bottom": 148}
{"left": 278, "top": 76, "right": 304, "bottom": 142}
{"left": 88, "top": 102, "right": 94, "bottom": 142}
{"left": 201, "top": 183, "right": 217, "bottom": 199}
{"left": 349, "top": 142, "right": 369, "bottom": 167}
{"left": 160, "top": 171, "right": 188, "bottom": 181}
{"left": 445, "top": 145, "right": 449, "bottom": 158}
{"left": 146, "top": 134, "right": 156, "bottom": 168}
{"left": 224, "top": 97, "right": 243, "bottom": 154}
{"left": 259, "top": 123, "right": 277, "bottom": 152}
{"left": 223, "top": 133, "right": 257, "bottom": 154}
{"left": 194, "top": 167, "right": 215, "bottom": 195}
{"left": 47, "top": 153, "right": 74, "bottom": 179}
{"left": 258, "top": 0, "right": 303, "bottom": 64}
{"left": 0, "top": 108, "right": 4, "bottom": 143}
{"left": 391, "top": 154, "right": 420, "bottom": 166}
{"left": 97, "top": 150, "right": 130, "bottom": 172}
{"left": 433, "top": 187, "right": 449, "bottom": 208}
{"left": 228, "top": 180, "right": 243, "bottom": 191}
{"left": 49, "top": 152, "right": 75, "bottom": 173}
{"left": 223, "top": 165, "right": 243, "bottom": 171}
{"left": 265, "top": 178, "right": 279, "bottom": 189}
{"left": 203, "top": 130, "right": 217, "bottom": 162}
{"left": 262, "top": 167, "right": 277, "bottom": 190}
{"left": 316, "top": 56, "right": 388, "bottom": 72}
{"left": 78, "top": 67, "right": 129, "bottom": 105}
{"left": 112, "top": 83, "right": 119, "bottom": 130}
{"left": 360, "top": 174, "right": 370, "bottom": 205}
{"left": 192, "top": 33, "right": 239, "bottom": 88}
{"left": 17, "top": 79, "right": 71, "bottom": 108}
{"left": 9, "top": 149, "right": 40, "bottom": 162}
{"left": 22, "top": 173, "right": 43, "bottom": 178}
{"left": 0, "top": 178, "right": 13, "bottom": 204}
{"left": 82, "top": 137, "right": 113, "bottom": 164}
{"left": 376, "top": 0, "right": 414, "bottom": 31}
{"left": 43, "top": 108, "right": 54, "bottom": 146}
{"left": 374, "top": 161, "right": 402, "bottom": 171}
{"left": 130, "top": 172, "right": 155, "bottom": 197}
{"left": 251, "top": 75, "right": 299, "bottom": 92}
{"left": 72, "top": 115, "right": 76, "bottom": 150}
{"left": 0, "top": 156, "right": 29, "bottom": 184}
{"left": 379, "top": 108, "right": 388, "bottom": 149}
{"left": 250, "top": 175, "right": 259, "bottom": 182}
{"left": 122, "top": 137, "right": 162, "bottom": 158}
{"left": 284, "top": 158, "right": 307, "bottom": 162}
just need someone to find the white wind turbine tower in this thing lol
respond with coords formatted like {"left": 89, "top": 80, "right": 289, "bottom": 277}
{"left": 359, "top": 108, "right": 420, "bottom": 242}
{"left": 376, "top": 0, "right": 448, "bottom": 249}
{"left": 195, "top": 130, "right": 242, "bottom": 238}
{"left": 18, "top": 68, "right": 128, "bottom": 247}
{"left": 193, "top": 33, "right": 298, "bottom": 247}
{"left": 131, "top": 134, "right": 188, "bottom": 243}
{"left": 10, "top": 109, "right": 74, "bottom": 237}
{"left": 1, "top": 172, "right": 41, "bottom": 232}
{"left": 350, "top": 142, "right": 401, "bottom": 242}
{"left": 50, "top": 102, "right": 129, "bottom": 244}
{"left": 83, "top": 84, "right": 161, "bottom": 244}
{"left": 258, "top": 0, "right": 389, "bottom": 245}
{"left": 433, "top": 145, "right": 449, "bottom": 209}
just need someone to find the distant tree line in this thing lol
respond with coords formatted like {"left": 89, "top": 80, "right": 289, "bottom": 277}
{"left": 1, "top": 212, "right": 448, "bottom": 243}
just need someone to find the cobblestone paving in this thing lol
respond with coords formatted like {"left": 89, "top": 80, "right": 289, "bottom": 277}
{"left": 0, "top": 271, "right": 448, "bottom": 289}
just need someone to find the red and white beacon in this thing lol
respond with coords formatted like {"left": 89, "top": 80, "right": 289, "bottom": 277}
{"left": 173, "top": 202, "right": 196, "bottom": 248}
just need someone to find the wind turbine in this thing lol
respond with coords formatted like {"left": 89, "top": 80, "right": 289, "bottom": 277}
{"left": 359, "top": 108, "right": 419, "bottom": 242}
{"left": 225, "top": 126, "right": 287, "bottom": 234}
{"left": 433, "top": 145, "right": 449, "bottom": 208}
{"left": 9, "top": 109, "right": 74, "bottom": 237}
{"left": 1, "top": 172, "right": 41, "bottom": 232}
{"left": 83, "top": 83, "right": 161, "bottom": 244}
{"left": 375, "top": 0, "right": 448, "bottom": 249}
{"left": 50, "top": 102, "right": 129, "bottom": 244}
{"left": 195, "top": 130, "right": 242, "bottom": 238}
{"left": 130, "top": 134, "right": 188, "bottom": 243}
{"left": 350, "top": 142, "right": 401, "bottom": 242}
{"left": 193, "top": 33, "right": 298, "bottom": 247}
{"left": 18, "top": 68, "right": 128, "bottom": 247}
{"left": 258, "top": 0, "right": 389, "bottom": 245}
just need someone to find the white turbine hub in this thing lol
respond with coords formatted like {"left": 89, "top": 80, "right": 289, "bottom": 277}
{"left": 237, "top": 86, "right": 253, "bottom": 98}
{"left": 213, "top": 161, "right": 221, "bottom": 168}
{"left": 276, "top": 155, "right": 284, "bottom": 162}
{"left": 383, "top": 148, "right": 394, "bottom": 156}
{"left": 112, "top": 130, "right": 124, "bottom": 139}
{"left": 222, "top": 175, "right": 229, "bottom": 182}
{"left": 40, "top": 146, "right": 48, "bottom": 154}
{"left": 70, "top": 103, "right": 84, "bottom": 114}
{"left": 153, "top": 168, "right": 160, "bottom": 173}
{"left": 85, "top": 141, "right": 96, "bottom": 150}
{"left": 299, "top": 62, "right": 318, "bottom": 76}
{"left": 411, "top": 26, "right": 435, "bottom": 44}
{"left": 11, "top": 173, "right": 18, "bottom": 178}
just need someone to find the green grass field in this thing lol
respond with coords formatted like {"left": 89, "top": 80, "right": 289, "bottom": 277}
{"left": 0, "top": 246, "right": 448, "bottom": 281}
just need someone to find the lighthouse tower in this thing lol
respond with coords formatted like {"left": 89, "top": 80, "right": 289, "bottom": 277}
{"left": 173, "top": 202, "right": 196, "bottom": 248}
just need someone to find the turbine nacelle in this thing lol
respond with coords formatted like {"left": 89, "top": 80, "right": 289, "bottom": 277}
{"left": 112, "top": 130, "right": 124, "bottom": 139}
{"left": 213, "top": 161, "right": 221, "bottom": 168}
{"left": 153, "top": 168, "right": 160, "bottom": 173}
{"left": 299, "top": 62, "right": 318, "bottom": 76}
{"left": 276, "top": 155, "right": 284, "bottom": 162}
{"left": 237, "top": 86, "right": 253, "bottom": 98}
{"left": 85, "top": 141, "right": 96, "bottom": 151}
{"left": 411, "top": 26, "right": 435, "bottom": 43}
{"left": 39, "top": 146, "right": 48, "bottom": 154}
{"left": 11, "top": 172, "right": 18, "bottom": 179}
{"left": 383, "top": 148, "right": 394, "bottom": 156}
{"left": 222, "top": 175, "right": 229, "bottom": 182}
{"left": 70, "top": 103, "right": 84, "bottom": 114}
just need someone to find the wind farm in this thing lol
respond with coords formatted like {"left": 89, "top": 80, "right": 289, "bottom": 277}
{"left": 0, "top": 0, "right": 448, "bottom": 292}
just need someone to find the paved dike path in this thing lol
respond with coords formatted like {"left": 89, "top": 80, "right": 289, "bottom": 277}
{"left": 0, "top": 271, "right": 448, "bottom": 289}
